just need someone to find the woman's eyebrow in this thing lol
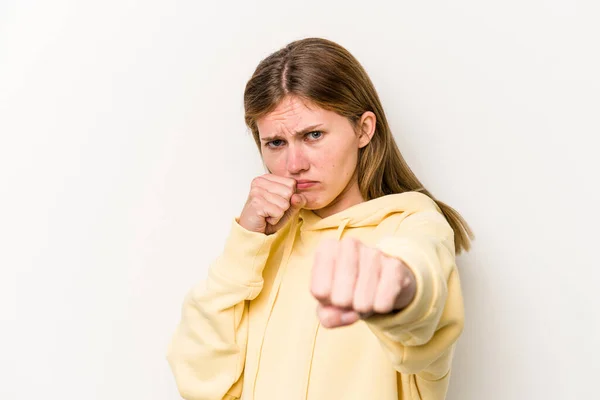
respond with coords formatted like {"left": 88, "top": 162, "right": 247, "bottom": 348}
{"left": 260, "top": 124, "right": 324, "bottom": 142}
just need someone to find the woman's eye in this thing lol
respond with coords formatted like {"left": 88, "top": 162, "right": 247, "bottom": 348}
{"left": 268, "top": 140, "right": 284, "bottom": 147}
{"left": 266, "top": 132, "right": 322, "bottom": 148}
{"left": 307, "top": 131, "right": 323, "bottom": 140}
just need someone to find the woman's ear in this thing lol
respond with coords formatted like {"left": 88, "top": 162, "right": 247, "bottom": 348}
{"left": 357, "top": 111, "right": 376, "bottom": 148}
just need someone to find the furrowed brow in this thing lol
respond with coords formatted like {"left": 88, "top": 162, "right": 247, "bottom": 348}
{"left": 260, "top": 124, "right": 324, "bottom": 142}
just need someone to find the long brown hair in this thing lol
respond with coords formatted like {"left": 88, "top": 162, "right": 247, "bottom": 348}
{"left": 243, "top": 37, "right": 474, "bottom": 253}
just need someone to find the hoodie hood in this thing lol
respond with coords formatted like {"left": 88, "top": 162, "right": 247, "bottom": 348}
{"left": 297, "top": 191, "right": 440, "bottom": 233}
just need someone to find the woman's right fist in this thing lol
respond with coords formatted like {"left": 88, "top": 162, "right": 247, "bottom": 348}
{"left": 238, "top": 174, "right": 307, "bottom": 235}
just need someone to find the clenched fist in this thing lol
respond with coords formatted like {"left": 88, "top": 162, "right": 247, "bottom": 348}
{"left": 310, "top": 237, "right": 416, "bottom": 329}
{"left": 238, "top": 174, "right": 307, "bottom": 235}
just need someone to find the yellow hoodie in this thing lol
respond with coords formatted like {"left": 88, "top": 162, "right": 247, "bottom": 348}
{"left": 167, "top": 191, "right": 464, "bottom": 400}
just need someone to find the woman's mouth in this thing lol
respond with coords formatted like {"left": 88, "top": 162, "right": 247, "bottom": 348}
{"left": 296, "top": 181, "right": 318, "bottom": 189}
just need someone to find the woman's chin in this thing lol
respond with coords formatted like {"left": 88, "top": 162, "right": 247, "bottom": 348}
{"left": 301, "top": 196, "right": 328, "bottom": 211}
{"left": 300, "top": 197, "right": 317, "bottom": 210}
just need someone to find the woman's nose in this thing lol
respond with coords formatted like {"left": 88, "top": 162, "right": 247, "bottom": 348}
{"left": 286, "top": 145, "right": 309, "bottom": 174}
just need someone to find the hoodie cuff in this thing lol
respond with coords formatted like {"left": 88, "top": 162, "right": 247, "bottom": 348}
{"left": 209, "top": 218, "right": 279, "bottom": 292}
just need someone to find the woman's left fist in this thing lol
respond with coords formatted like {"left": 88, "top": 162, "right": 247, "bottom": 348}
{"left": 310, "top": 236, "right": 416, "bottom": 329}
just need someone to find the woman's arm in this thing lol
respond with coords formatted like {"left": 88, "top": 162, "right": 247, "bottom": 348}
{"left": 310, "top": 205, "right": 463, "bottom": 383}
{"left": 166, "top": 218, "right": 279, "bottom": 400}
{"left": 364, "top": 209, "right": 464, "bottom": 381}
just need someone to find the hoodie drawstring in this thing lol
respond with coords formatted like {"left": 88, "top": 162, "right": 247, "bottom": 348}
{"left": 251, "top": 215, "right": 299, "bottom": 398}
{"left": 335, "top": 218, "right": 350, "bottom": 240}
{"left": 303, "top": 217, "right": 350, "bottom": 398}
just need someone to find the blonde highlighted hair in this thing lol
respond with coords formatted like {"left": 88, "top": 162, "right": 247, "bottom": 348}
{"left": 243, "top": 37, "right": 474, "bottom": 253}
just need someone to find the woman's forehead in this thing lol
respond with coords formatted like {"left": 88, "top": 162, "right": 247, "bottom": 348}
{"left": 260, "top": 95, "right": 348, "bottom": 131}
{"left": 266, "top": 96, "right": 321, "bottom": 120}
{"left": 258, "top": 98, "right": 328, "bottom": 135}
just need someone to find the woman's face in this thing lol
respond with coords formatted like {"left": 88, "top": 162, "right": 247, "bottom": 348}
{"left": 256, "top": 95, "right": 375, "bottom": 218}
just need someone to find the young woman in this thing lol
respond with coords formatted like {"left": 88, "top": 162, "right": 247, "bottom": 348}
{"left": 167, "top": 37, "right": 473, "bottom": 400}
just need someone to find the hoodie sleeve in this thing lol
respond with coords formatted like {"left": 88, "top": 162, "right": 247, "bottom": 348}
{"left": 364, "top": 207, "right": 465, "bottom": 383}
{"left": 166, "top": 218, "right": 278, "bottom": 400}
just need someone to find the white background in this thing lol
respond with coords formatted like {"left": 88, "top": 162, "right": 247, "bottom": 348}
{"left": 2, "top": 1, "right": 599, "bottom": 399}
